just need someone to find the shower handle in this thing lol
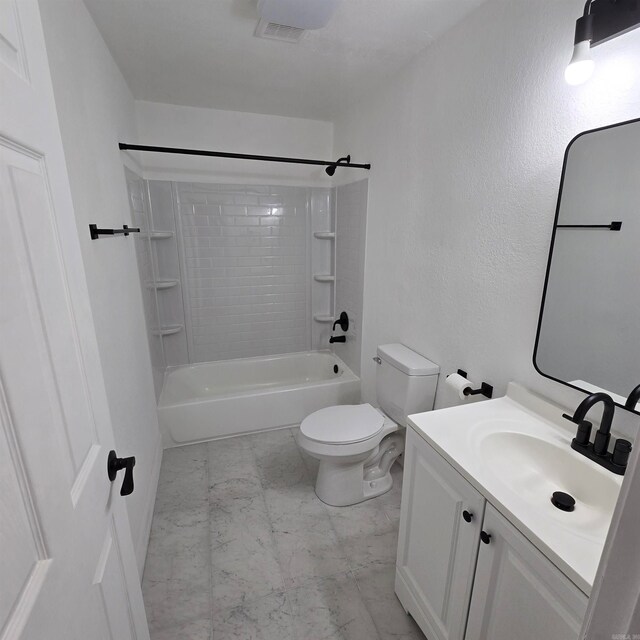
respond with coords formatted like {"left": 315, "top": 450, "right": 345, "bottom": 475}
{"left": 332, "top": 311, "right": 349, "bottom": 333}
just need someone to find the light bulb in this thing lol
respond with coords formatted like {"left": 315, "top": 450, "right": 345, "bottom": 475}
{"left": 565, "top": 40, "right": 595, "bottom": 85}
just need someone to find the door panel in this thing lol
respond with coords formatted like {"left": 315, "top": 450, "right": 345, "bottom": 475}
{"left": 0, "top": 378, "right": 50, "bottom": 636}
{"left": 465, "top": 505, "right": 588, "bottom": 640}
{"left": 93, "top": 522, "right": 138, "bottom": 640}
{"left": 0, "top": 0, "right": 28, "bottom": 80}
{"left": 396, "top": 428, "right": 485, "bottom": 640}
{"left": 6, "top": 153, "right": 97, "bottom": 472}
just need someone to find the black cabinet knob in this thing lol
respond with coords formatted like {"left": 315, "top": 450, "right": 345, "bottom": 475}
{"left": 462, "top": 510, "right": 473, "bottom": 523}
{"left": 480, "top": 531, "right": 492, "bottom": 545}
{"left": 107, "top": 450, "right": 136, "bottom": 496}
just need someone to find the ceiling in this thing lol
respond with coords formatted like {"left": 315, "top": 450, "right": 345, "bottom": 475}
{"left": 84, "top": 0, "right": 486, "bottom": 121}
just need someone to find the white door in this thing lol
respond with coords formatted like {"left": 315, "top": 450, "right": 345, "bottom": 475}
{"left": 0, "top": 0, "right": 150, "bottom": 638}
{"left": 395, "top": 428, "right": 486, "bottom": 640}
{"left": 465, "top": 504, "right": 587, "bottom": 640}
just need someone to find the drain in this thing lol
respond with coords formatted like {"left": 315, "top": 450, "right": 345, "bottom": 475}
{"left": 551, "top": 491, "right": 575, "bottom": 512}
{"left": 333, "top": 364, "right": 339, "bottom": 374}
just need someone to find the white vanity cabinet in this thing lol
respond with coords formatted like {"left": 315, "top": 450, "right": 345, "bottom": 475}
{"left": 396, "top": 428, "right": 486, "bottom": 640}
{"left": 465, "top": 504, "right": 587, "bottom": 640}
{"left": 396, "top": 428, "right": 588, "bottom": 640}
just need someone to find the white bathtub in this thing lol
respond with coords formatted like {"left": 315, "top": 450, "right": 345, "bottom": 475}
{"left": 157, "top": 351, "right": 360, "bottom": 447}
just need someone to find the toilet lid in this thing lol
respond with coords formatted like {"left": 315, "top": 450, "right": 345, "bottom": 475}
{"left": 300, "top": 404, "right": 384, "bottom": 445}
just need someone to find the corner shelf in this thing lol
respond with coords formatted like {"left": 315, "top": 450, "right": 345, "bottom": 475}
{"left": 313, "top": 314, "right": 335, "bottom": 323}
{"left": 152, "top": 324, "right": 183, "bottom": 337}
{"left": 314, "top": 274, "right": 335, "bottom": 283}
{"left": 146, "top": 279, "right": 179, "bottom": 290}
{"left": 142, "top": 230, "right": 174, "bottom": 240}
{"left": 313, "top": 231, "right": 335, "bottom": 239}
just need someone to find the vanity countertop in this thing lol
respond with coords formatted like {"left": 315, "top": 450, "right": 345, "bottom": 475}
{"left": 407, "top": 382, "right": 623, "bottom": 595}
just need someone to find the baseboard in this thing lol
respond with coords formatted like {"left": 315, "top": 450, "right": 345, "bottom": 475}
{"left": 136, "top": 436, "right": 163, "bottom": 580}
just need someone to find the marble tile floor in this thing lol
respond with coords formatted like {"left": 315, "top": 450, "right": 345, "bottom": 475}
{"left": 143, "top": 427, "right": 425, "bottom": 640}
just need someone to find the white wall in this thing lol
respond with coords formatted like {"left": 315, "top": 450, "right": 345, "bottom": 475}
{"left": 134, "top": 101, "right": 334, "bottom": 187}
{"left": 333, "top": 0, "right": 640, "bottom": 418}
{"left": 38, "top": 0, "right": 162, "bottom": 575}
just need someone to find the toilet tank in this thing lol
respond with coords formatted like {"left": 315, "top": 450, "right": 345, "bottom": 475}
{"left": 375, "top": 344, "right": 440, "bottom": 426}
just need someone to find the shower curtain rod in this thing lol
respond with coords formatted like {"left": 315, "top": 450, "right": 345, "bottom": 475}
{"left": 118, "top": 143, "right": 371, "bottom": 171}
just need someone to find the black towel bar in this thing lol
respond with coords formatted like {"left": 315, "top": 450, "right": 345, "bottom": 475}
{"left": 556, "top": 221, "right": 622, "bottom": 231}
{"left": 89, "top": 224, "right": 141, "bottom": 240}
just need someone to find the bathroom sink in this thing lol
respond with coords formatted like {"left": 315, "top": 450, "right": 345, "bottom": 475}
{"left": 476, "top": 429, "right": 620, "bottom": 541}
{"left": 408, "top": 383, "right": 623, "bottom": 595}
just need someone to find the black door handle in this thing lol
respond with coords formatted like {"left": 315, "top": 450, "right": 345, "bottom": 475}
{"left": 480, "top": 531, "right": 492, "bottom": 544}
{"left": 107, "top": 450, "right": 136, "bottom": 496}
{"left": 462, "top": 510, "right": 473, "bottom": 523}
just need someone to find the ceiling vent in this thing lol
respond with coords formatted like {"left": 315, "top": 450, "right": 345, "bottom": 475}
{"left": 254, "top": 18, "right": 306, "bottom": 43}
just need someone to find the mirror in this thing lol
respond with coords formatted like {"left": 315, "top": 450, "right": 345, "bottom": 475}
{"left": 534, "top": 118, "right": 640, "bottom": 414}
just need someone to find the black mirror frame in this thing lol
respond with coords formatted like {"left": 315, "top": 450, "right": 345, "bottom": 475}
{"left": 532, "top": 116, "right": 640, "bottom": 416}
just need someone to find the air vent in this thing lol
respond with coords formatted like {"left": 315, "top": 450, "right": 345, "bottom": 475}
{"left": 254, "top": 18, "right": 305, "bottom": 43}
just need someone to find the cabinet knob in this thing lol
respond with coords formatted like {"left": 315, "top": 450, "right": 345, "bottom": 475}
{"left": 480, "top": 531, "right": 492, "bottom": 545}
{"left": 462, "top": 510, "right": 473, "bottom": 523}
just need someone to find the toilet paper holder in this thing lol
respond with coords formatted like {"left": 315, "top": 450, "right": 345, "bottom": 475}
{"left": 456, "top": 370, "right": 494, "bottom": 399}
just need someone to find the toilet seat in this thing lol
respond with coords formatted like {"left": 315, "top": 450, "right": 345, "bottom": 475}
{"left": 300, "top": 403, "right": 384, "bottom": 445}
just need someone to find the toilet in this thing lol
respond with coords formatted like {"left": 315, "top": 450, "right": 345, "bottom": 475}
{"left": 296, "top": 344, "right": 439, "bottom": 506}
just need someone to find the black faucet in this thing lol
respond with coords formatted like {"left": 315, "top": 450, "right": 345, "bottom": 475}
{"left": 563, "top": 392, "right": 632, "bottom": 475}
{"left": 625, "top": 384, "right": 640, "bottom": 411}
{"left": 330, "top": 311, "right": 349, "bottom": 344}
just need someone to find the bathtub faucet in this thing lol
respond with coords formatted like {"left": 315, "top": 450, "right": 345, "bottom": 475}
{"left": 329, "top": 335, "right": 346, "bottom": 343}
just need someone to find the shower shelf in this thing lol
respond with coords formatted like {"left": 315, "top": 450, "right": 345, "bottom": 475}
{"left": 313, "top": 314, "right": 335, "bottom": 323}
{"left": 314, "top": 274, "right": 335, "bottom": 283}
{"left": 146, "top": 279, "right": 179, "bottom": 290}
{"left": 143, "top": 230, "right": 174, "bottom": 240}
{"left": 313, "top": 231, "right": 335, "bottom": 239}
{"left": 152, "top": 325, "right": 183, "bottom": 337}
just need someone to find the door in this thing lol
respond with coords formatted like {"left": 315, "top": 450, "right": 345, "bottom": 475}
{"left": 465, "top": 504, "right": 587, "bottom": 640}
{"left": 395, "top": 428, "right": 486, "bottom": 640}
{"left": 0, "top": 0, "right": 149, "bottom": 638}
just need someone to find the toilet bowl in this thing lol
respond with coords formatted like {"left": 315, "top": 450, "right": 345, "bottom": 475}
{"left": 296, "top": 403, "right": 404, "bottom": 506}
{"left": 297, "top": 344, "right": 439, "bottom": 506}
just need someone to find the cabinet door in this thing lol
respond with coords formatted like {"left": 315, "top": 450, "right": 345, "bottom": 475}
{"left": 465, "top": 504, "right": 588, "bottom": 640}
{"left": 396, "top": 428, "right": 486, "bottom": 640}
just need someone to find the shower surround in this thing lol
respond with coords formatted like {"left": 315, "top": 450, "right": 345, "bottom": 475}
{"left": 127, "top": 175, "right": 367, "bottom": 443}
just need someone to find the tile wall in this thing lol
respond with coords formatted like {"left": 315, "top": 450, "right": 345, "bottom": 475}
{"left": 176, "top": 183, "right": 313, "bottom": 362}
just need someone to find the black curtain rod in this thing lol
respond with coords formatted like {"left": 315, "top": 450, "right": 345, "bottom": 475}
{"left": 118, "top": 143, "right": 371, "bottom": 171}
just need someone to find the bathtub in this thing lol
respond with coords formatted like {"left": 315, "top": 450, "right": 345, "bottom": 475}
{"left": 157, "top": 351, "right": 360, "bottom": 447}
